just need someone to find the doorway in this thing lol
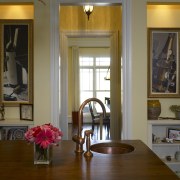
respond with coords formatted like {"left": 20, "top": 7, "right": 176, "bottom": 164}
{"left": 68, "top": 37, "right": 110, "bottom": 118}
{"left": 59, "top": 5, "right": 122, "bottom": 140}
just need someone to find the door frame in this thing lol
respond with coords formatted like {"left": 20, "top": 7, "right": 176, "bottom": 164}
{"left": 50, "top": 0, "right": 133, "bottom": 140}
{"left": 60, "top": 31, "right": 119, "bottom": 139}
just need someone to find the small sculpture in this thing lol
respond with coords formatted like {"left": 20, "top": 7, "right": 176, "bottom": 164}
{"left": 0, "top": 104, "right": 5, "bottom": 120}
{"left": 38, "top": 0, "right": 46, "bottom": 5}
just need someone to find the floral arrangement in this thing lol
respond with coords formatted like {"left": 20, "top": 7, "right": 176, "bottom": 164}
{"left": 170, "top": 105, "right": 180, "bottom": 112}
{"left": 25, "top": 123, "right": 63, "bottom": 149}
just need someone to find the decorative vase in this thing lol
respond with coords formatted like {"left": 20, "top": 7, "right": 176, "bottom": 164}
{"left": 175, "top": 151, "right": 180, "bottom": 161}
{"left": 148, "top": 100, "right": 161, "bottom": 120}
{"left": 175, "top": 111, "right": 180, "bottom": 119}
{"left": 34, "top": 144, "right": 51, "bottom": 165}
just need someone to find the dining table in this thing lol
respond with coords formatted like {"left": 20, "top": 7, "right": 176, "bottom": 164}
{"left": 95, "top": 103, "right": 110, "bottom": 115}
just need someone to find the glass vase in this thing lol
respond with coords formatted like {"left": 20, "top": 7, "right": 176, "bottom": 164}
{"left": 34, "top": 144, "right": 51, "bottom": 165}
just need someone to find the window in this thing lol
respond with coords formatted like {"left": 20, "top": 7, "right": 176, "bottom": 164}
{"left": 79, "top": 48, "right": 110, "bottom": 104}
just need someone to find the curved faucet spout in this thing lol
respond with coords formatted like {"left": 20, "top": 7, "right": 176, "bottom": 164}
{"left": 72, "top": 98, "right": 107, "bottom": 154}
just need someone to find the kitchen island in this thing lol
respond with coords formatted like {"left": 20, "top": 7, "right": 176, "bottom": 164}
{"left": 0, "top": 140, "right": 178, "bottom": 180}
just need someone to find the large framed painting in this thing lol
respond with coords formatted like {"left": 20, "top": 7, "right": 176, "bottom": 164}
{"left": 148, "top": 28, "right": 180, "bottom": 98}
{"left": 0, "top": 20, "right": 33, "bottom": 106}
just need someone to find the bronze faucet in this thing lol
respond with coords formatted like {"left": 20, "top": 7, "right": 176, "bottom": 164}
{"left": 72, "top": 98, "right": 107, "bottom": 154}
{"left": 84, "top": 129, "right": 94, "bottom": 157}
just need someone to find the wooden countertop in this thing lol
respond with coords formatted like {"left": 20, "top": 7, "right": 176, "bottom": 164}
{"left": 0, "top": 140, "right": 178, "bottom": 180}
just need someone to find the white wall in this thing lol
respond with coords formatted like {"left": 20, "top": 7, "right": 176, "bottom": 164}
{"left": 147, "top": 4, "right": 180, "bottom": 118}
{"left": 123, "top": 1, "right": 180, "bottom": 143}
{"left": 131, "top": 0, "right": 147, "bottom": 142}
{"left": 1, "top": 0, "right": 180, "bottom": 143}
{"left": 33, "top": 0, "right": 51, "bottom": 126}
{"left": 0, "top": 1, "right": 52, "bottom": 126}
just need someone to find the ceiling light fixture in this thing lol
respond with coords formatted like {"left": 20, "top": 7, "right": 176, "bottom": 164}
{"left": 83, "top": 5, "right": 93, "bottom": 20}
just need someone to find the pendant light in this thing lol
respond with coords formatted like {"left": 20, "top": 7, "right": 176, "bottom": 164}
{"left": 104, "top": 67, "right": 110, "bottom": 80}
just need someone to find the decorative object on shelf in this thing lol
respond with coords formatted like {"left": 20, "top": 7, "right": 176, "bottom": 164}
{"left": 0, "top": 104, "right": 5, "bottom": 120}
{"left": 175, "top": 171, "right": 180, "bottom": 178}
{"left": 164, "top": 138, "right": 173, "bottom": 143}
{"left": 148, "top": 28, "right": 180, "bottom": 98}
{"left": 166, "top": 155, "right": 172, "bottom": 161}
{"left": 20, "top": 104, "right": 33, "bottom": 121}
{"left": 175, "top": 151, "right": 180, "bottom": 161}
{"left": 0, "top": 128, "right": 5, "bottom": 140}
{"left": 147, "top": 100, "right": 161, "bottom": 120}
{"left": 152, "top": 133, "right": 156, "bottom": 143}
{"left": 154, "top": 137, "right": 161, "bottom": 143}
{"left": 158, "top": 117, "right": 176, "bottom": 120}
{"left": 25, "top": 123, "right": 63, "bottom": 165}
{"left": 7, "top": 127, "right": 27, "bottom": 140}
{"left": 168, "top": 128, "right": 180, "bottom": 141}
{"left": 104, "top": 66, "right": 110, "bottom": 80}
{"left": 169, "top": 105, "right": 180, "bottom": 119}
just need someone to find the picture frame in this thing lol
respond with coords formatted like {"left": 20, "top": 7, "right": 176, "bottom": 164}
{"left": 168, "top": 128, "right": 180, "bottom": 141}
{"left": 20, "top": 103, "right": 33, "bottom": 121}
{"left": 148, "top": 28, "right": 180, "bottom": 98}
{"left": 0, "top": 20, "right": 33, "bottom": 106}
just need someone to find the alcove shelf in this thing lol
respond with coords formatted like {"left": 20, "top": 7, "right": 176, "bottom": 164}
{"left": 148, "top": 120, "right": 180, "bottom": 176}
{"left": 0, "top": 118, "right": 34, "bottom": 126}
{"left": 0, "top": 118, "right": 33, "bottom": 140}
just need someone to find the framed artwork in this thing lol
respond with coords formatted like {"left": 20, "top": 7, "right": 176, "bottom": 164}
{"left": 168, "top": 128, "right": 180, "bottom": 141}
{"left": 20, "top": 104, "right": 33, "bottom": 121}
{"left": 0, "top": 20, "right": 33, "bottom": 106}
{"left": 148, "top": 28, "right": 180, "bottom": 98}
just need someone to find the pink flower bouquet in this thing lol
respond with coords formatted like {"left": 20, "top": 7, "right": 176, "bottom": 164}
{"left": 25, "top": 123, "right": 63, "bottom": 149}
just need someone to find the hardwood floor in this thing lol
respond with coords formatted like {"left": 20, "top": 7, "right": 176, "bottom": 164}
{"left": 68, "top": 123, "right": 110, "bottom": 140}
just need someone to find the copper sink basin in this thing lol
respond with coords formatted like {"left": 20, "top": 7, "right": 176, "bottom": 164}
{"left": 90, "top": 142, "right": 134, "bottom": 154}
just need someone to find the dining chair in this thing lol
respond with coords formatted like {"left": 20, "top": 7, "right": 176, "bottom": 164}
{"left": 88, "top": 102, "right": 101, "bottom": 131}
{"left": 105, "top": 97, "right": 110, "bottom": 105}
{"left": 88, "top": 102, "right": 110, "bottom": 132}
